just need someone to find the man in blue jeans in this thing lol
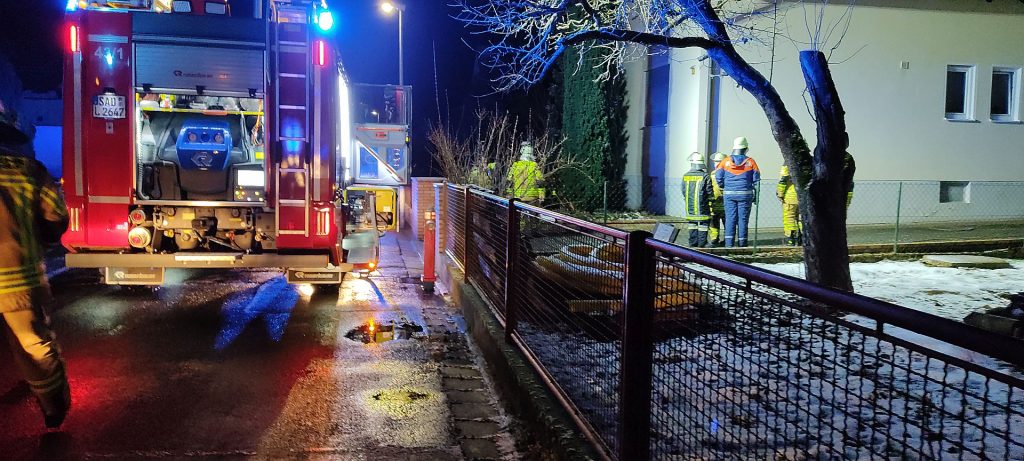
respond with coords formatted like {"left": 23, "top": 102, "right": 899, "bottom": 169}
{"left": 715, "top": 137, "right": 761, "bottom": 247}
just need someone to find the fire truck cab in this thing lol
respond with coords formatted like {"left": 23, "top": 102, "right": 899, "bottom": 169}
{"left": 61, "top": 0, "right": 408, "bottom": 286}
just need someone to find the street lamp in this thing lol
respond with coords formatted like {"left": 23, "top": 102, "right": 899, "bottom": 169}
{"left": 379, "top": 1, "right": 404, "bottom": 86}
{"left": 371, "top": 110, "right": 380, "bottom": 123}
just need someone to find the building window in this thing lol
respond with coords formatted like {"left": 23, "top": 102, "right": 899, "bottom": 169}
{"left": 991, "top": 67, "right": 1021, "bottom": 122}
{"left": 945, "top": 65, "right": 976, "bottom": 121}
{"left": 939, "top": 181, "right": 970, "bottom": 204}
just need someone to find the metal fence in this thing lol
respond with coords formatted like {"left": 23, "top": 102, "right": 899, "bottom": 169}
{"left": 549, "top": 177, "right": 1024, "bottom": 250}
{"left": 441, "top": 184, "right": 1024, "bottom": 460}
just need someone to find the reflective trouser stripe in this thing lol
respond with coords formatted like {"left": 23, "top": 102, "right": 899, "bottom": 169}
{"left": 27, "top": 362, "right": 66, "bottom": 394}
{"left": 1, "top": 305, "right": 66, "bottom": 403}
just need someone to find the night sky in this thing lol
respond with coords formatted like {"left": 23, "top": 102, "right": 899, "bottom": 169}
{"left": 0, "top": 0, "right": 502, "bottom": 175}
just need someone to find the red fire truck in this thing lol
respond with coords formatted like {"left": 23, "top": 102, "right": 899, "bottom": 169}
{"left": 60, "top": 0, "right": 405, "bottom": 286}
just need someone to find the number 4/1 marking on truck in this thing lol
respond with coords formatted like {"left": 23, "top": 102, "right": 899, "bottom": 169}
{"left": 94, "top": 46, "right": 125, "bottom": 66}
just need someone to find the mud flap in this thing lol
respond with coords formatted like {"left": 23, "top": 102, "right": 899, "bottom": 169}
{"left": 105, "top": 267, "right": 165, "bottom": 285}
{"left": 286, "top": 268, "right": 342, "bottom": 284}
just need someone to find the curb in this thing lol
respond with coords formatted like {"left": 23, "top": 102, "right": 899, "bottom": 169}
{"left": 700, "top": 238, "right": 1024, "bottom": 263}
{"left": 447, "top": 264, "right": 602, "bottom": 461}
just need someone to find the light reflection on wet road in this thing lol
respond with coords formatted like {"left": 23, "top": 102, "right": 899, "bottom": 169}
{"left": 0, "top": 267, "right": 474, "bottom": 460}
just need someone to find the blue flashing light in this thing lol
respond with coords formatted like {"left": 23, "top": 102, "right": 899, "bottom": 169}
{"left": 317, "top": 10, "right": 335, "bottom": 32}
{"left": 105, "top": 51, "right": 114, "bottom": 67}
{"left": 66, "top": 0, "right": 78, "bottom": 11}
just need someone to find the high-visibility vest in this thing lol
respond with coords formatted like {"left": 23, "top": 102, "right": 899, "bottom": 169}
{"left": 682, "top": 167, "right": 713, "bottom": 221}
{"left": 508, "top": 160, "right": 544, "bottom": 201}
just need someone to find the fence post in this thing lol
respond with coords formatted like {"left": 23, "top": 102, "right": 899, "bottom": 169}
{"left": 504, "top": 199, "right": 519, "bottom": 340}
{"left": 464, "top": 187, "right": 474, "bottom": 279}
{"left": 752, "top": 184, "right": 760, "bottom": 255}
{"left": 604, "top": 180, "right": 609, "bottom": 225}
{"left": 893, "top": 181, "right": 903, "bottom": 254}
{"left": 619, "top": 230, "right": 656, "bottom": 460}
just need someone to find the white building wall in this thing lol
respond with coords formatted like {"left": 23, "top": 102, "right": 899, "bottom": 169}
{"left": 662, "top": 47, "right": 708, "bottom": 217}
{"left": 715, "top": 1, "right": 1024, "bottom": 181}
{"left": 623, "top": 51, "right": 648, "bottom": 210}
{"left": 622, "top": 0, "right": 1024, "bottom": 225}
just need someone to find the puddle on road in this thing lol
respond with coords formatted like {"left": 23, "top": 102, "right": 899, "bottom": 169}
{"left": 345, "top": 320, "right": 424, "bottom": 344}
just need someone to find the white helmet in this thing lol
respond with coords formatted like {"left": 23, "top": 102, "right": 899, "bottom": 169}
{"left": 688, "top": 152, "right": 705, "bottom": 165}
{"left": 519, "top": 141, "right": 535, "bottom": 162}
{"left": 712, "top": 152, "right": 726, "bottom": 164}
{"left": 733, "top": 136, "right": 749, "bottom": 151}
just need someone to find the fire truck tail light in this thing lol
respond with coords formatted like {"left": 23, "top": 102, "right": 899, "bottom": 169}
{"left": 69, "top": 25, "right": 80, "bottom": 53}
{"left": 316, "top": 208, "right": 331, "bottom": 236}
{"left": 314, "top": 40, "right": 326, "bottom": 67}
{"left": 69, "top": 207, "right": 81, "bottom": 232}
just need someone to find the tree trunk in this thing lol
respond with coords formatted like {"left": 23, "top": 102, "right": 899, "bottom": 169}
{"left": 798, "top": 51, "right": 853, "bottom": 291}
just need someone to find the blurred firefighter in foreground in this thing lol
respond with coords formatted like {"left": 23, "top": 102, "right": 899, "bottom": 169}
{"left": 508, "top": 141, "right": 545, "bottom": 203}
{"left": 708, "top": 152, "right": 726, "bottom": 247}
{"left": 682, "top": 153, "right": 714, "bottom": 247}
{"left": 715, "top": 137, "right": 760, "bottom": 247}
{"left": 0, "top": 101, "right": 71, "bottom": 428}
{"left": 777, "top": 165, "right": 801, "bottom": 246}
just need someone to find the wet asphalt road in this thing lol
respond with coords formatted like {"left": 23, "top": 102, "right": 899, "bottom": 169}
{"left": 0, "top": 237, "right": 514, "bottom": 460}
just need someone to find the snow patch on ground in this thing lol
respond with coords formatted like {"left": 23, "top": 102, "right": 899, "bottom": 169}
{"left": 757, "top": 260, "right": 1024, "bottom": 321}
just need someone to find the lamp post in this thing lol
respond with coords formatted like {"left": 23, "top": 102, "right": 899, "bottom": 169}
{"left": 380, "top": 1, "right": 404, "bottom": 86}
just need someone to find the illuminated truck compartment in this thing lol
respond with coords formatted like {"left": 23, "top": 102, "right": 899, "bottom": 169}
{"left": 136, "top": 95, "right": 266, "bottom": 203}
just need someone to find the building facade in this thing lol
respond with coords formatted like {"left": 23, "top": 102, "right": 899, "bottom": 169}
{"left": 621, "top": 0, "right": 1024, "bottom": 227}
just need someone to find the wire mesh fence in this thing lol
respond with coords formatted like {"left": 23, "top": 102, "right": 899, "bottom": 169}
{"left": 512, "top": 203, "right": 630, "bottom": 455}
{"left": 544, "top": 177, "right": 1024, "bottom": 250}
{"left": 444, "top": 184, "right": 466, "bottom": 268}
{"left": 439, "top": 185, "right": 1024, "bottom": 460}
{"left": 647, "top": 244, "right": 1024, "bottom": 459}
{"left": 465, "top": 191, "right": 509, "bottom": 320}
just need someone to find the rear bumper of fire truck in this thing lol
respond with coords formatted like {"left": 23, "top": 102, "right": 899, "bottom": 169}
{"left": 65, "top": 252, "right": 360, "bottom": 285}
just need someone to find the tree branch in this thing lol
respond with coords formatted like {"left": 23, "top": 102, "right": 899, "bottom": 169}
{"left": 565, "top": 29, "right": 719, "bottom": 51}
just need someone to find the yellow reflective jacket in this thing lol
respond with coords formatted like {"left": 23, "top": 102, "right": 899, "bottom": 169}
{"left": 776, "top": 165, "right": 799, "bottom": 205}
{"left": 507, "top": 160, "right": 544, "bottom": 201}
{"left": 0, "top": 151, "right": 67, "bottom": 310}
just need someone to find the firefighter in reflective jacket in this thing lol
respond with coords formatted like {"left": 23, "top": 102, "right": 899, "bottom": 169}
{"left": 682, "top": 153, "right": 714, "bottom": 247}
{"left": 0, "top": 100, "right": 71, "bottom": 428}
{"left": 708, "top": 152, "right": 726, "bottom": 247}
{"left": 508, "top": 141, "right": 544, "bottom": 203}
{"left": 777, "top": 165, "right": 801, "bottom": 246}
{"left": 714, "top": 137, "right": 761, "bottom": 247}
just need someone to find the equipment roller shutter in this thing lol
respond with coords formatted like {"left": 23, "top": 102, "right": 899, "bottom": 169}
{"left": 134, "top": 43, "right": 264, "bottom": 95}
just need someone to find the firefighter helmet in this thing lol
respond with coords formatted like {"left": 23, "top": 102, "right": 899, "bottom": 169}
{"left": 733, "top": 136, "right": 749, "bottom": 151}
{"left": 519, "top": 141, "right": 535, "bottom": 162}
{"left": 0, "top": 99, "right": 28, "bottom": 145}
{"left": 712, "top": 152, "right": 726, "bottom": 164}
{"left": 689, "top": 152, "right": 705, "bottom": 165}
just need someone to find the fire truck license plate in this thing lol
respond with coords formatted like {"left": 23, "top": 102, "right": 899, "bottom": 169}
{"left": 93, "top": 95, "right": 126, "bottom": 119}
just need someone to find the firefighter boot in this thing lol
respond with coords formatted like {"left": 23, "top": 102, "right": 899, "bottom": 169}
{"left": 786, "top": 231, "right": 797, "bottom": 246}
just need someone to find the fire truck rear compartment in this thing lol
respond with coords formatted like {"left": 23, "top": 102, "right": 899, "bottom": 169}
{"left": 137, "top": 103, "right": 265, "bottom": 203}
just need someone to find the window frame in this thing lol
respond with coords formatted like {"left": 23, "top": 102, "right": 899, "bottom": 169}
{"left": 990, "top": 66, "right": 1021, "bottom": 123}
{"left": 939, "top": 181, "right": 971, "bottom": 204}
{"left": 945, "top": 64, "right": 977, "bottom": 122}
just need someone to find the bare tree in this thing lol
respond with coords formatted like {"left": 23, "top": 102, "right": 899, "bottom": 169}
{"left": 453, "top": 0, "right": 857, "bottom": 291}
{"left": 429, "top": 109, "right": 584, "bottom": 209}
